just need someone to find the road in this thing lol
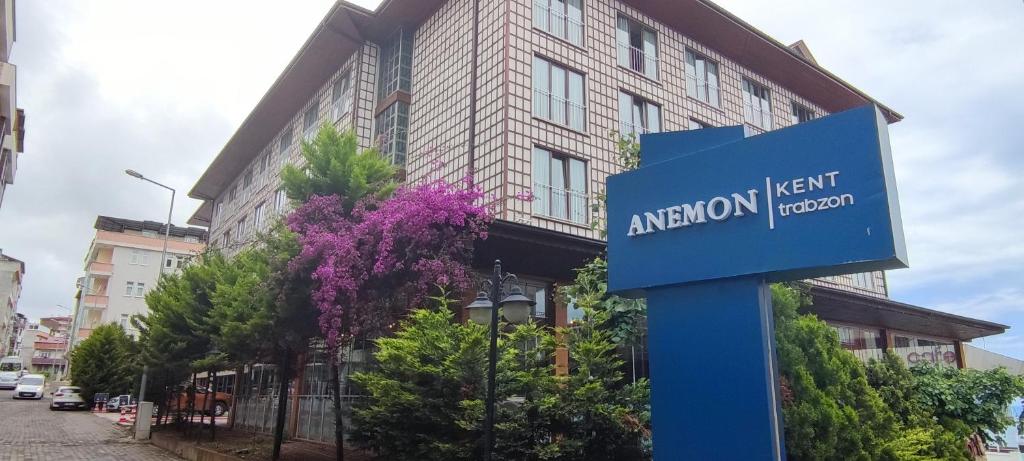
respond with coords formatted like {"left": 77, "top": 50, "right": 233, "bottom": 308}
{"left": 0, "top": 388, "right": 180, "bottom": 461}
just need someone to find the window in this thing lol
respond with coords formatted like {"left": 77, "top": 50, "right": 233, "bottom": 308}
{"left": 215, "top": 202, "right": 224, "bottom": 222}
{"left": 165, "top": 256, "right": 174, "bottom": 269}
{"left": 532, "top": 147, "right": 587, "bottom": 224}
{"left": 119, "top": 314, "right": 129, "bottom": 329}
{"left": 331, "top": 74, "right": 353, "bottom": 121}
{"left": 129, "top": 250, "right": 141, "bottom": 265}
{"left": 851, "top": 272, "right": 876, "bottom": 290}
{"left": 222, "top": 230, "right": 232, "bottom": 247}
{"left": 229, "top": 184, "right": 239, "bottom": 202}
{"left": 378, "top": 29, "right": 413, "bottom": 99}
{"left": 533, "top": 0, "right": 583, "bottom": 46}
{"left": 274, "top": 189, "right": 287, "bottom": 214}
{"left": 688, "top": 118, "right": 711, "bottom": 130}
{"left": 791, "top": 102, "right": 817, "bottom": 124}
{"left": 618, "top": 92, "right": 661, "bottom": 136}
{"left": 684, "top": 49, "right": 720, "bottom": 107}
{"left": 236, "top": 217, "right": 247, "bottom": 239}
{"left": 532, "top": 56, "right": 586, "bottom": 131}
{"left": 279, "top": 129, "right": 293, "bottom": 163}
{"left": 135, "top": 282, "right": 145, "bottom": 297}
{"left": 254, "top": 202, "right": 266, "bottom": 230}
{"left": 254, "top": 155, "right": 265, "bottom": 175}
{"left": 375, "top": 102, "right": 410, "bottom": 166}
{"left": 125, "top": 281, "right": 135, "bottom": 297}
{"left": 742, "top": 78, "right": 772, "bottom": 129}
{"left": 303, "top": 103, "right": 320, "bottom": 141}
{"left": 140, "top": 252, "right": 149, "bottom": 266}
{"left": 616, "top": 15, "right": 658, "bottom": 79}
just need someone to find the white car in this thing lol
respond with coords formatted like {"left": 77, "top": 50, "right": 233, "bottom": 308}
{"left": 12, "top": 374, "right": 45, "bottom": 399}
{"left": 50, "top": 386, "right": 88, "bottom": 410}
{"left": 0, "top": 371, "right": 18, "bottom": 390}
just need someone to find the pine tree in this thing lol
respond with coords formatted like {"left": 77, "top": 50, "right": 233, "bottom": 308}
{"left": 70, "top": 323, "right": 137, "bottom": 402}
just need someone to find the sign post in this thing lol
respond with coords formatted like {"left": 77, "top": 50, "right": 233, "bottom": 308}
{"left": 606, "top": 105, "right": 908, "bottom": 460}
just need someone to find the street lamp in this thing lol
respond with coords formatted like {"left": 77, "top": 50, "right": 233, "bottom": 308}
{"left": 466, "top": 259, "right": 534, "bottom": 461}
{"left": 124, "top": 169, "right": 176, "bottom": 408}
{"left": 124, "top": 169, "right": 176, "bottom": 276}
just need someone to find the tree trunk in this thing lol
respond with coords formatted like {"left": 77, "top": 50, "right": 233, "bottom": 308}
{"left": 229, "top": 366, "right": 243, "bottom": 429}
{"left": 187, "top": 374, "right": 198, "bottom": 436}
{"left": 197, "top": 375, "right": 207, "bottom": 443}
{"left": 330, "top": 353, "right": 346, "bottom": 461}
{"left": 272, "top": 348, "right": 293, "bottom": 461}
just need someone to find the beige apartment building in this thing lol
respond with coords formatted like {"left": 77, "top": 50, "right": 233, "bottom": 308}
{"left": 0, "top": 251, "right": 23, "bottom": 357}
{"left": 0, "top": 0, "right": 25, "bottom": 209}
{"left": 69, "top": 216, "right": 207, "bottom": 347}
{"left": 186, "top": 0, "right": 1009, "bottom": 442}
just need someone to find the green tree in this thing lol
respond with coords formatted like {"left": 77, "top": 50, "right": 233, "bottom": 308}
{"left": 70, "top": 323, "right": 137, "bottom": 402}
{"left": 773, "top": 284, "right": 898, "bottom": 461}
{"left": 910, "top": 363, "right": 1024, "bottom": 446}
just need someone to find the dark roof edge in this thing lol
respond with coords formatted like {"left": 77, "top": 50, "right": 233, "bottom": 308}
{"left": 807, "top": 284, "right": 1009, "bottom": 331}
{"left": 94, "top": 215, "right": 209, "bottom": 241}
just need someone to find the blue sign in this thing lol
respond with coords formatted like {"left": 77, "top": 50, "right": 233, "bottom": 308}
{"left": 608, "top": 105, "right": 908, "bottom": 294}
{"left": 605, "top": 105, "right": 908, "bottom": 461}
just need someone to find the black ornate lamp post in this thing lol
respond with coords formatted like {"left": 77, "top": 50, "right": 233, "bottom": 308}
{"left": 466, "top": 260, "right": 534, "bottom": 461}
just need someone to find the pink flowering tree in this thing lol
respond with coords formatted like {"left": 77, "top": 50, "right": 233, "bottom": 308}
{"left": 288, "top": 178, "right": 490, "bottom": 349}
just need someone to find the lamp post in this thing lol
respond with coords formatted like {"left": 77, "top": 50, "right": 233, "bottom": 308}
{"left": 124, "top": 169, "right": 176, "bottom": 405}
{"left": 466, "top": 259, "right": 534, "bottom": 461}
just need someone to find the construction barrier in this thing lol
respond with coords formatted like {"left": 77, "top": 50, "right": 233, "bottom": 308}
{"left": 117, "top": 404, "right": 137, "bottom": 426}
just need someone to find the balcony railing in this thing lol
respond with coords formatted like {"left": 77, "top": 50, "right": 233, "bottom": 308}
{"left": 88, "top": 261, "right": 113, "bottom": 276}
{"left": 83, "top": 294, "right": 108, "bottom": 308}
{"left": 533, "top": 90, "right": 586, "bottom": 131}
{"left": 617, "top": 42, "right": 658, "bottom": 79}
{"left": 533, "top": 183, "right": 588, "bottom": 225}
{"left": 534, "top": 1, "right": 584, "bottom": 46}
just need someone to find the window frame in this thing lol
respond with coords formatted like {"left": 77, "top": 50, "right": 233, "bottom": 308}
{"left": 124, "top": 281, "right": 135, "bottom": 297}
{"left": 684, "top": 48, "right": 721, "bottom": 108}
{"left": 615, "top": 14, "right": 659, "bottom": 80}
{"left": 532, "top": 55, "right": 587, "bottom": 132}
{"left": 618, "top": 91, "right": 662, "bottom": 136}
{"left": 741, "top": 78, "right": 773, "bottom": 130}
{"left": 533, "top": 0, "right": 585, "bottom": 47}
{"left": 791, "top": 102, "right": 817, "bottom": 124}
{"left": 331, "top": 73, "right": 354, "bottom": 121}
{"left": 532, "top": 146, "right": 588, "bottom": 225}
{"left": 303, "top": 102, "right": 320, "bottom": 141}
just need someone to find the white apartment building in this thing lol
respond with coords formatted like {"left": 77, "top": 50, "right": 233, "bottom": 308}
{"left": 0, "top": 251, "right": 23, "bottom": 356}
{"left": 0, "top": 0, "right": 26, "bottom": 209}
{"left": 69, "top": 216, "right": 207, "bottom": 346}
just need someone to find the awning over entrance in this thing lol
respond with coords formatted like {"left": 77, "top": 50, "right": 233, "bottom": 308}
{"left": 806, "top": 285, "right": 1008, "bottom": 342}
{"left": 473, "top": 220, "right": 604, "bottom": 282}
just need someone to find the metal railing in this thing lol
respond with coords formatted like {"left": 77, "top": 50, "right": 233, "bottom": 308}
{"left": 743, "top": 103, "right": 772, "bottom": 130}
{"left": 534, "top": 1, "right": 584, "bottom": 46}
{"left": 533, "top": 183, "right": 588, "bottom": 224}
{"left": 617, "top": 42, "right": 658, "bottom": 78}
{"left": 619, "top": 121, "right": 651, "bottom": 137}
{"left": 533, "top": 90, "right": 586, "bottom": 131}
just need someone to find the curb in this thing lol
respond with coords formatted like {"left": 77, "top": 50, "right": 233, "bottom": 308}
{"left": 150, "top": 432, "right": 245, "bottom": 461}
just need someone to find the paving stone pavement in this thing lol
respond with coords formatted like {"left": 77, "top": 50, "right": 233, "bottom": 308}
{"left": 0, "top": 389, "right": 180, "bottom": 461}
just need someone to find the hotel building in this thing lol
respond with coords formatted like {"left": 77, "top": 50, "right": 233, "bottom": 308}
{"left": 69, "top": 216, "right": 207, "bottom": 346}
{"left": 187, "top": 0, "right": 1009, "bottom": 441}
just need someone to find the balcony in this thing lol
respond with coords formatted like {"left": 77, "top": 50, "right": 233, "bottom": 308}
{"left": 533, "top": 183, "right": 589, "bottom": 225}
{"left": 616, "top": 42, "right": 658, "bottom": 79}
{"left": 88, "top": 261, "right": 113, "bottom": 276}
{"left": 83, "top": 294, "right": 108, "bottom": 308}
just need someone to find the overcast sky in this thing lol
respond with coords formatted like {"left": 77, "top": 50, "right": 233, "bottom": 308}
{"left": 1, "top": 1, "right": 1021, "bottom": 359}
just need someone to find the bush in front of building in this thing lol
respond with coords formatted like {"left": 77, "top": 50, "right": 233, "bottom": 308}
{"left": 70, "top": 323, "right": 137, "bottom": 402}
{"left": 350, "top": 296, "right": 651, "bottom": 461}
{"left": 773, "top": 284, "right": 900, "bottom": 461}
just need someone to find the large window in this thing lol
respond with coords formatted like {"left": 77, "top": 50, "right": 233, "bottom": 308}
{"left": 274, "top": 189, "right": 287, "bottom": 214}
{"left": 331, "top": 73, "right": 353, "bottom": 121}
{"left": 851, "top": 272, "right": 876, "bottom": 291}
{"left": 684, "top": 49, "right": 720, "bottom": 107}
{"left": 616, "top": 15, "right": 658, "bottom": 79}
{"left": 618, "top": 92, "right": 661, "bottom": 136}
{"left": 378, "top": 29, "right": 413, "bottom": 99}
{"left": 375, "top": 102, "right": 410, "bottom": 166}
{"left": 791, "top": 102, "right": 817, "bottom": 124}
{"left": 532, "top": 56, "right": 586, "bottom": 131}
{"left": 279, "top": 129, "right": 293, "bottom": 163}
{"left": 742, "top": 78, "right": 773, "bottom": 129}
{"left": 303, "top": 103, "right": 320, "bottom": 141}
{"left": 254, "top": 202, "right": 266, "bottom": 231}
{"left": 532, "top": 147, "right": 587, "bottom": 224}
{"left": 236, "top": 217, "right": 247, "bottom": 240}
{"left": 533, "top": 0, "right": 583, "bottom": 46}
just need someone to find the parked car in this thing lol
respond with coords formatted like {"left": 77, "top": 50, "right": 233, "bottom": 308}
{"left": 12, "top": 374, "right": 45, "bottom": 399}
{"left": 169, "top": 386, "right": 231, "bottom": 417}
{"left": 0, "top": 356, "right": 22, "bottom": 389}
{"left": 50, "top": 386, "right": 88, "bottom": 410}
{"left": 105, "top": 394, "right": 135, "bottom": 412}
